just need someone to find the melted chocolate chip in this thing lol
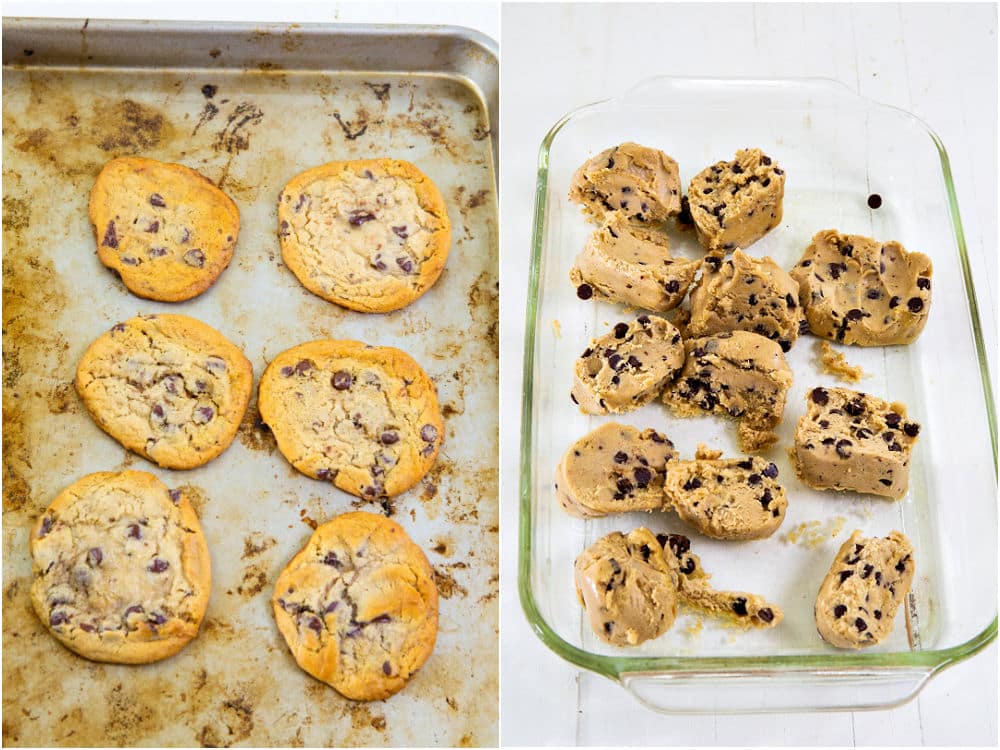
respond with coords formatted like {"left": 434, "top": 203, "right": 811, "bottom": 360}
{"left": 421, "top": 424, "right": 438, "bottom": 443}
{"left": 183, "top": 248, "right": 205, "bottom": 268}
{"left": 87, "top": 547, "right": 103, "bottom": 567}
{"left": 280, "top": 366, "right": 294, "bottom": 377}
{"left": 149, "top": 193, "right": 166, "bottom": 208}
{"left": 128, "top": 524, "right": 142, "bottom": 539}
{"left": 148, "top": 558, "right": 169, "bottom": 573}
{"left": 348, "top": 210, "right": 376, "bottom": 226}
{"left": 194, "top": 406, "right": 215, "bottom": 424}
{"left": 295, "top": 359, "right": 312, "bottom": 375}
{"left": 332, "top": 371, "right": 352, "bottom": 390}
{"left": 316, "top": 469, "right": 333, "bottom": 480}
{"left": 169, "top": 489, "right": 181, "bottom": 504}
{"left": 396, "top": 257, "right": 414, "bottom": 273}
{"left": 380, "top": 431, "right": 399, "bottom": 445}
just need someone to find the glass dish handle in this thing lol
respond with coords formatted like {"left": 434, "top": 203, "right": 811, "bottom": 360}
{"left": 616, "top": 75, "right": 864, "bottom": 110}
{"left": 620, "top": 667, "right": 936, "bottom": 713}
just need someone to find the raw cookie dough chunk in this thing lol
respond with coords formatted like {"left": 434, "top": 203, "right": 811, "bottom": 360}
{"left": 75, "top": 315, "right": 253, "bottom": 470}
{"left": 30, "top": 471, "right": 211, "bottom": 664}
{"left": 574, "top": 528, "right": 678, "bottom": 647}
{"left": 659, "top": 533, "right": 782, "bottom": 627}
{"left": 790, "top": 230, "right": 933, "bottom": 346}
{"left": 793, "top": 386, "right": 920, "bottom": 499}
{"left": 569, "top": 142, "right": 682, "bottom": 224}
{"left": 89, "top": 157, "right": 239, "bottom": 302}
{"left": 258, "top": 340, "right": 443, "bottom": 499}
{"left": 815, "top": 530, "right": 914, "bottom": 648}
{"left": 278, "top": 159, "right": 451, "bottom": 313}
{"left": 272, "top": 512, "right": 438, "bottom": 700}
{"left": 687, "top": 250, "right": 803, "bottom": 352}
{"left": 662, "top": 331, "right": 793, "bottom": 451}
{"left": 571, "top": 315, "right": 685, "bottom": 414}
{"left": 688, "top": 148, "right": 785, "bottom": 253}
{"left": 555, "top": 422, "right": 679, "bottom": 518}
{"left": 570, "top": 213, "right": 699, "bottom": 311}
{"left": 663, "top": 447, "right": 788, "bottom": 540}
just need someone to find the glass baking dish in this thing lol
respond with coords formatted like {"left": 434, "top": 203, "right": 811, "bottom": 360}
{"left": 518, "top": 77, "right": 997, "bottom": 712}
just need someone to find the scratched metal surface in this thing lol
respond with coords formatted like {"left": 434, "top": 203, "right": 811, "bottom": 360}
{"left": 2, "top": 19, "right": 498, "bottom": 748}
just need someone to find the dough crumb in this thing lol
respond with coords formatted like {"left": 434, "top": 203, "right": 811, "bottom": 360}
{"left": 817, "top": 340, "right": 866, "bottom": 383}
{"left": 694, "top": 443, "right": 723, "bottom": 461}
{"left": 781, "top": 516, "right": 847, "bottom": 548}
{"left": 682, "top": 615, "right": 705, "bottom": 640}
{"left": 552, "top": 319, "right": 561, "bottom": 338}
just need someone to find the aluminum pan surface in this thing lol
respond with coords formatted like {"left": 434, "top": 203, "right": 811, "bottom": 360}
{"left": 2, "top": 21, "right": 498, "bottom": 748}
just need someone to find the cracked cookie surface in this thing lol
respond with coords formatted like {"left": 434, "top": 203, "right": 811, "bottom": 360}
{"left": 688, "top": 148, "right": 785, "bottom": 253}
{"left": 569, "top": 142, "right": 682, "bottom": 225}
{"left": 257, "top": 340, "right": 443, "bottom": 499}
{"left": 687, "top": 250, "right": 803, "bottom": 351}
{"left": 89, "top": 157, "right": 240, "bottom": 302}
{"left": 271, "top": 512, "right": 438, "bottom": 700}
{"left": 571, "top": 315, "right": 685, "bottom": 414}
{"left": 574, "top": 528, "right": 678, "bottom": 647}
{"left": 278, "top": 159, "right": 451, "bottom": 313}
{"left": 815, "top": 530, "right": 914, "bottom": 648}
{"left": 570, "top": 213, "right": 699, "bottom": 311}
{"left": 662, "top": 331, "right": 793, "bottom": 451}
{"left": 555, "top": 423, "right": 678, "bottom": 518}
{"left": 790, "top": 230, "right": 933, "bottom": 346}
{"left": 75, "top": 314, "right": 253, "bottom": 470}
{"left": 793, "top": 386, "right": 920, "bottom": 499}
{"left": 663, "top": 447, "right": 788, "bottom": 540}
{"left": 29, "top": 471, "right": 211, "bottom": 664}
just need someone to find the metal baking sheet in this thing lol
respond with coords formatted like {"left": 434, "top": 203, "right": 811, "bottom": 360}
{"left": 2, "top": 18, "right": 498, "bottom": 747}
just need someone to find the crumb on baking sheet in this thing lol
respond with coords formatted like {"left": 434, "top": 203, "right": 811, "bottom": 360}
{"left": 816, "top": 340, "right": 866, "bottom": 383}
{"left": 551, "top": 319, "right": 561, "bottom": 338}
{"left": 682, "top": 615, "right": 704, "bottom": 640}
{"left": 781, "top": 516, "right": 847, "bottom": 548}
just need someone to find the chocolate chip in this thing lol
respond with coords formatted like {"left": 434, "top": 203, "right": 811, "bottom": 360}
{"left": 322, "top": 551, "right": 341, "bottom": 567}
{"left": 633, "top": 467, "right": 652, "bottom": 487}
{"left": 747, "top": 474, "right": 762, "bottom": 486}
{"left": 149, "top": 246, "right": 168, "bottom": 258}
{"left": 169, "top": 489, "right": 181, "bottom": 504}
{"left": 760, "top": 177, "right": 771, "bottom": 187}
{"left": 903, "top": 422, "right": 920, "bottom": 437}
{"left": 613, "top": 322, "right": 629, "bottom": 338}
{"left": 280, "top": 366, "right": 294, "bottom": 377}
{"left": 907, "top": 297, "right": 924, "bottom": 313}
{"left": 294, "top": 193, "right": 308, "bottom": 212}
{"left": 811, "top": 387, "right": 829, "bottom": 405}
{"left": 613, "top": 451, "right": 628, "bottom": 464}
{"left": 665, "top": 279, "right": 680, "bottom": 294}
{"left": 683, "top": 477, "right": 702, "bottom": 491}
{"left": 833, "top": 604, "right": 847, "bottom": 618}
{"left": 732, "top": 597, "right": 748, "bottom": 616}
{"left": 845, "top": 399, "right": 865, "bottom": 417}
{"left": 348, "top": 209, "right": 376, "bottom": 226}
{"left": 128, "top": 524, "right": 142, "bottom": 539}
{"left": 101, "top": 221, "right": 119, "bottom": 248}
{"left": 316, "top": 468, "right": 333, "bottom": 480}
{"left": 916, "top": 277, "right": 931, "bottom": 290}
{"left": 736, "top": 459, "right": 753, "bottom": 470}
{"left": 380, "top": 431, "right": 399, "bottom": 445}
{"left": 627, "top": 355, "right": 641, "bottom": 368}
{"left": 896, "top": 559, "right": 908, "bottom": 572}
{"left": 879, "top": 478, "right": 893, "bottom": 486}
{"left": 835, "top": 439, "right": 852, "bottom": 458}
{"left": 885, "top": 412, "right": 902, "bottom": 428}
{"left": 279, "top": 220, "right": 290, "bottom": 237}
{"left": 874, "top": 571, "right": 883, "bottom": 585}
{"left": 149, "top": 193, "right": 166, "bottom": 208}
{"left": 396, "top": 257, "right": 414, "bottom": 273}
{"left": 295, "top": 359, "right": 312, "bottom": 375}
{"left": 867, "top": 193, "right": 882, "bottom": 209}
{"left": 756, "top": 607, "right": 774, "bottom": 623}
{"left": 193, "top": 406, "right": 215, "bottom": 424}
{"left": 861, "top": 564, "right": 873, "bottom": 579}
{"left": 759, "top": 488, "right": 773, "bottom": 510}
{"left": 391, "top": 225, "right": 409, "bottom": 240}
{"left": 149, "top": 612, "right": 167, "bottom": 626}
{"left": 874, "top": 609, "right": 882, "bottom": 620}
{"left": 330, "top": 370, "right": 353, "bottom": 391}
{"left": 183, "top": 248, "right": 205, "bottom": 268}
{"left": 855, "top": 617, "right": 868, "bottom": 632}
{"left": 148, "top": 558, "right": 169, "bottom": 573}
{"left": 838, "top": 570, "right": 853, "bottom": 583}
{"left": 576, "top": 283, "right": 593, "bottom": 300}
{"left": 144, "top": 220, "right": 160, "bottom": 234}
{"left": 846, "top": 308, "right": 865, "bottom": 322}
{"left": 616, "top": 477, "right": 633, "bottom": 494}
{"left": 421, "top": 424, "right": 438, "bottom": 443}
{"left": 38, "top": 516, "right": 53, "bottom": 537}
{"left": 201, "top": 84, "right": 217, "bottom": 98}
{"left": 50, "top": 612, "right": 70, "bottom": 627}
{"left": 762, "top": 462, "right": 778, "bottom": 479}
{"left": 87, "top": 547, "right": 103, "bottom": 567}
{"left": 205, "top": 356, "right": 227, "bottom": 373}
{"left": 380, "top": 660, "right": 392, "bottom": 676}
{"left": 888, "top": 296, "right": 900, "bottom": 309}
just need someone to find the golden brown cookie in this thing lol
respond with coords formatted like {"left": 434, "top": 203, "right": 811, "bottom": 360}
{"left": 89, "top": 156, "right": 240, "bottom": 302}
{"left": 257, "top": 340, "right": 443, "bottom": 499}
{"left": 29, "top": 471, "right": 211, "bottom": 664}
{"left": 278, "top": 159, "right": 451, "bottom": 313}
{"left": 272, "top": 512, "right": 438, "bottom": 701}
{"left": 75, "top": 314, "right": 253, "bottom": 470}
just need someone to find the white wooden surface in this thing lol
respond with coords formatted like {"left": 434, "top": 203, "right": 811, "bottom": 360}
{"left": 499, "top": 3, "right": 997, "bottom": 746}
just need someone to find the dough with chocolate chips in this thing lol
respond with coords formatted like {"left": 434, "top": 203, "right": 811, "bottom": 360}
{"left": 687, "top": 249, "right": 803, "bottom": 352}
{"left": 554, "top": 422, "right": 678, "bottom": 518}
{"left": 790, "top": 230, "right": 932, "bottom": 346}
{"left": 278, "top": 158, "right": 451, "bottom": 313}
{"left": 815, "top": 530, "right": 914, "bottom": 648}
{"left": 75, "top": 314, "right": 253, "bottom": 470}
{"left": 272, "top": 512, "right": 438, "bottom": 700}
{"left": 571, "top": 315, "right": 686, "bottom": 414}
{"left": 661, "top": 331, "right": 793, "bottom": 451}
{"left": 29, "top": 471, "right": 211, "bottom": 664}
{"left": 687, "top": 148, "right": 785, "bottom": 253}
{"left": 574, "top": 528, "right": 678, "bottom": 647}
{"left": 570, "top": 213, "right": 699, "bottom": 311}
{"left": 793, "top": 386, "right": 920, "bottom": 499}
{"left": 569, "top": 142, "right": 682, "bottom": 225}
{"left": 258, "top": 339, "right": 443, "bottom": 499}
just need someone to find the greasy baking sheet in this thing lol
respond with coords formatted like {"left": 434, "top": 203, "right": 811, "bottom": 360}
{"left": 2, "top": 19, "right": 498, "bottom": 747}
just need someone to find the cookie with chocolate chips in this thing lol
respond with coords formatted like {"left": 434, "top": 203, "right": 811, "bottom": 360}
{"left": 29, "top": 471, "right": 211, "bottom": 664}
{"left": 75, "top": 314, "right": 253, "bottom": 470}
{"left": 278, "top": 159, "right": 451, "bottom": 313}
{"left": 89, "top": 157, "right": 240, "bottom": 301}
{"left": 815, "top": 530, "right": 915, "bottom": 648}
{"left": 258, "top": 339, "right": 443, "bottom": 499}
{"left": 272, "top": 511, "right": 438, "bottom": 700}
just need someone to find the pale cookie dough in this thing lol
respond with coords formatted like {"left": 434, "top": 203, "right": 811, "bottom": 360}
{"left": 688, "top": 148, "right": 785, "bottom": 253}
{"left": 278, "top": 159, "right": 451, "bottom": 313}
{"left": 272, "top": 512, "right": 438, "bottom": 700}
{"left": 663, "top": 447, "right": 788, "bottom": 540}
{"left": 661, "top": 331, "right": 793, "bottom": 451}
{"left": 659, "top": 533, "right": 782, "bottom": 627}
{"left": 574, "top": 528, "right": 678, "bottom": 647}
{"left": 570, "top": 213, "right": 699, "bottom": 311}
{"left": 569, "top": 142, "right": 682, "bottom": 225}
{"left": 793, "top": 386, "right": 920, "bottom": 499}
{"left": 687, "top": 250, "right": 803, "bottom": 352}
{"left": 790, "top": 230, "right": 933, "bottom": 346}
{"left": 817, "top": 341, "right": 866, "bottom": 383}
{"left": 30, "top": 471, "right": 211, "bottom": 664}
{"left": 815, "top": 530, "right": 914, "bottom": 648}
{"left": 89, "top": 156, "right": 240, "bottom": 302}
{"left": 75, "top": 315, "right": 253, "bottom": 470}
{"left": 258, "top": 340, "right": 443, "bottom": 499}
{"left": 571, "top": 315, "right": 685, "bottom": 414}
{"left": 554, "top": 423, "right": 679, "bottom": 518}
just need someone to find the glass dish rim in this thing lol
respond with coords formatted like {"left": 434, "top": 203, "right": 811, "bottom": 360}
{"left": 517, "top": 75, "right": 998, "bottom": 685}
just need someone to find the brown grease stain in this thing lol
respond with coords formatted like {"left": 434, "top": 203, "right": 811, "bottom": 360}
{"left": 433, "top": 562, "right": 468, "bottom": 599}
{"left": 236, "top": 401, "right": 278, "bottom": 454}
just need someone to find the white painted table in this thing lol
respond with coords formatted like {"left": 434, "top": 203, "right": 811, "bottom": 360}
{"left": 499, "top": 3, "right": 997, "bottom": 746}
